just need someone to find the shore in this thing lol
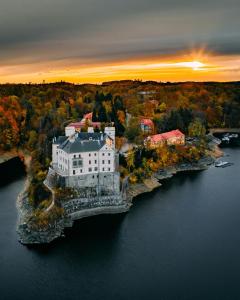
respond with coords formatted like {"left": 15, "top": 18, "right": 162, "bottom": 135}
{"left": 0, "top": 150, "right": 18, "bottom": 165}
{"left": 16, "top": 154, "right": 218, "bottom": 245}
{"left": 127, "top": 155, "right": 214, "bottom": 201}
{"left": 0, "top": 137, "right": 222, "bottom": 245}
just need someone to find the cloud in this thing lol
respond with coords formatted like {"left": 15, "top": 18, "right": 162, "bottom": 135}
{"left": 0, "top": 0, "right": 240, "bottom": 82}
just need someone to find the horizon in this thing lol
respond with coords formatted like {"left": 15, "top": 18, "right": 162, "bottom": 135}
{"left": 1, "top": 79, "right": 240, "bottom": 86}
{"left": 1, "top": 0, "right": 240, "bottom": 83}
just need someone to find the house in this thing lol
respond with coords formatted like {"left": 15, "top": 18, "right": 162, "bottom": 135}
{"left": 51, "top": 126, "right": 120, "bottom": 192}
{"left": 146, "top": 129, "right": 185, "bottom": 147}
{"left": 65, "top": 112, "right": 101, "bottom": 136}
{"left": 140, "top": 118, "right": 154, "bottom": 133}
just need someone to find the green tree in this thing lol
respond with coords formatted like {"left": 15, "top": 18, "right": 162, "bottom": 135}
{"left": 188, "top": 118, "right": 206, "bottom": 137}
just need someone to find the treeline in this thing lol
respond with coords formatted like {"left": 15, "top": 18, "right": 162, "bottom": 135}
{"left": 0, "top": 80, "right": 240, "bottom": 207}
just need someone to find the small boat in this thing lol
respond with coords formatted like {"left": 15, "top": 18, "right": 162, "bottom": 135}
{"left": 222, "top": 137, "right": 230, "bottom": 142}
{"left": 229, "top": 134, "right": 238, "bottom": 138}
{"left": 215, "top": 161, "right": 233, "bottom": 168}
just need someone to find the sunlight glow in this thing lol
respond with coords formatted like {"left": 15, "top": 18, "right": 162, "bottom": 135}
{"left": 2, "top": 52, "right": 240, "bottom": 83}
{"left": 177, "top": 61, "right": 205, "bottom": 70}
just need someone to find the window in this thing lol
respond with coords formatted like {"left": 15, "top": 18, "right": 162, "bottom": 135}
{"left": 74, "top": 155, "right": 76, "bottom": 158}
{"left": 102, "top": 153, "right": 105, "bottom": 156}
{"left": 92, "top": 175, "right": 94, "bottom": 178}
{"left": 89, "top": 160, "right": 91, "bottom": 164}
{"left": 108, "top": 168, "right": 110, "bottom": 171}
{"left": 102, "top": 167, "right": 105, "bottom": 171}
{"left": 102, "top": 160, "right": 105, "bottom": 164}
{"left": 80, "top": 169, "right": 82, "bottom": 173}
{"left": 94, "top": 153, "right": 97, "bottom": 156}
{"left": 108, "top": 160, "right": 110, "bottom": 164}
{"left": 108, "top": 153, "right": 110, "bottom": 156}
{"left": 72, "top": 158, "right": 83, "bottom": 168}
{"left": 95, "top": 160, "right": 97, "bottom": 164}
{"left": 73, "top": 170, "right": 75, "bottom": 175}
{"left": 89, "top": 167, "right": 92, "bottom": 172}
{"left": 79, "top": 154, "right": 81, "bottom": 158}
{"left": 89, "top": 153, "right": 91, "bottom": 157}
{"left": 94, "top": 167, "right": 98, "bottom": 171}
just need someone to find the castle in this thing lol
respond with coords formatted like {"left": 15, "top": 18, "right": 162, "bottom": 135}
{"left": 49, "top": 125, "right": 121, "bottom": 195}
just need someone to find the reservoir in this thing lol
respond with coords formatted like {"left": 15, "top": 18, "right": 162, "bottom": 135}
{"left": 0, "top": 148, "right": 240, "bottom": 300}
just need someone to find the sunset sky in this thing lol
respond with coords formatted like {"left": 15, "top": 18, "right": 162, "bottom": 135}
{"left": 1, "top": 0, "right": 240, "bottom": 83}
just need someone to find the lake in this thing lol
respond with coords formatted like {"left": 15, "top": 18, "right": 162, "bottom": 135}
{"left": 0, "top": 148, "right": 240, "bottom": 300}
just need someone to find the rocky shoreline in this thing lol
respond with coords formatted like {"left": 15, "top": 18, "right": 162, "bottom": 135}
{"left": 10, "top": 136, "right": 223, "bottom": 245}
{"left": 16, "top": 155, "right": 217, "bottom": 245}
{"left": 126, "top": 155, "right": 214, "bottom": 201}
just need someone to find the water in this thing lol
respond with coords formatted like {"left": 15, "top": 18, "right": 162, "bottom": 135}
{"left": 0, "top": 148, "right": 240, "bottom": 300}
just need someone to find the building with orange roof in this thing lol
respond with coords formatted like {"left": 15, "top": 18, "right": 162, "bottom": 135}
{"left": 140, "top": 118, "right": 154, "bottom": 133}
{"left": 145, "top": 129, "right": 185, "bottom": 147}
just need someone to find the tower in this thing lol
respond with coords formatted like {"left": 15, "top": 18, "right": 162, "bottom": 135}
{"left": 105, "top": 127, "right": 115, "bottom": 147}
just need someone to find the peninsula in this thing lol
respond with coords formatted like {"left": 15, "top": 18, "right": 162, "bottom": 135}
{"left": 0, "top": 81, "right": 239, "bottom": 244}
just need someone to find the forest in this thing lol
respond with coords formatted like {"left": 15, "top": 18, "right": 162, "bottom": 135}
{"left": 0, "top": 80, "right": 240, "bottom": 227}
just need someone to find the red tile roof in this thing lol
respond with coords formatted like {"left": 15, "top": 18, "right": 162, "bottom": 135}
{"left": 140, "top": 118, "right": 154, "bottom": 127}
{"left": 68, "top": 121, "right": 100, "bottom": 129}
{"left": 84, "top": 112, "right": 93, "bottom": 120}
{"left": 149, "top": 129, "right": 184, "bottom": 143}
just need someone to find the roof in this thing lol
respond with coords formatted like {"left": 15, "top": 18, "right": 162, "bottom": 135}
{"left": 149, "top": 130, "right": 185, "bottom": 143}
{"left": 84, "top": 112, "right": 93, "bottom": 120}
{"left": 67, "top": 121, "right": 101, "bottom": 129}
{"left": 59, "top": 139, "right": 106, "bottom": 153}
{"left": 58, "top": 132, "right": 108, "bottom": 153}
{"left": 77, "top": 132, "right": 105, "bottom": 140}
{"left": 140, "top": 118, "right": 154, "bottom": 127}
{"left": 53, "top": 136, "right": 68, "bottom": 144}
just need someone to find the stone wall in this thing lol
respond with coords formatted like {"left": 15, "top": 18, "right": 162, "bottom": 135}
{"left": 45, "top": 166, "right": 121, "bottom": 194}
{"left": 62, "top": 193, "right": 130, "bottom": 220}
{"left": 66, "top": 171, "right": 120, "bottom": 192}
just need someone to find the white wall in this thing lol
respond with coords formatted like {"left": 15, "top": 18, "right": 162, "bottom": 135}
{"left": 65, "top": 126, "right": 75, "bottom": 137}
{"left": 54, "top": 128, "right": 116, "bottom": 177}
{"left": 105, "top": 127, "right": 115, "bottom": 146}
{"left": 52, "top": 144, "right": 58, "bottom": 164}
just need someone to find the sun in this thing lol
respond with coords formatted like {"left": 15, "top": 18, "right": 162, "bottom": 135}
{"left": 189, "top": 61, "right": 205, "bottom": 70}
{"left": 178, "top": 60, "right": 205, "bottom": 70}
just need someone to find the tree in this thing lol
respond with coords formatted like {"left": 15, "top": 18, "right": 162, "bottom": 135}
{"left": 188, "top": 118, "right": 206, "bottom": 137}
{"left": 158, "top": 102, "right": 167, "bottom": 113}
{"left": 126, "top": 150, "right": 135, "bottom": 172}
{"left": 124, "top": 117, "right": 142, "bottom": 143}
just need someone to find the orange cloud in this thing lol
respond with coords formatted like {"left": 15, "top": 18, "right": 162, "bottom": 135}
{"left": 0, "top": 53, "right": 240, "bottom": 83}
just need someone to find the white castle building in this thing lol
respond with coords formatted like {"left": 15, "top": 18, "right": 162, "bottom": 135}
{"left": 50, "top": 126, "right": 120, "bottom": 194}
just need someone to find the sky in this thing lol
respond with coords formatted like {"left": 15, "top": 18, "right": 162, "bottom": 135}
{"left": 0, "top": 0, "right": 240, "bottom": 83}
